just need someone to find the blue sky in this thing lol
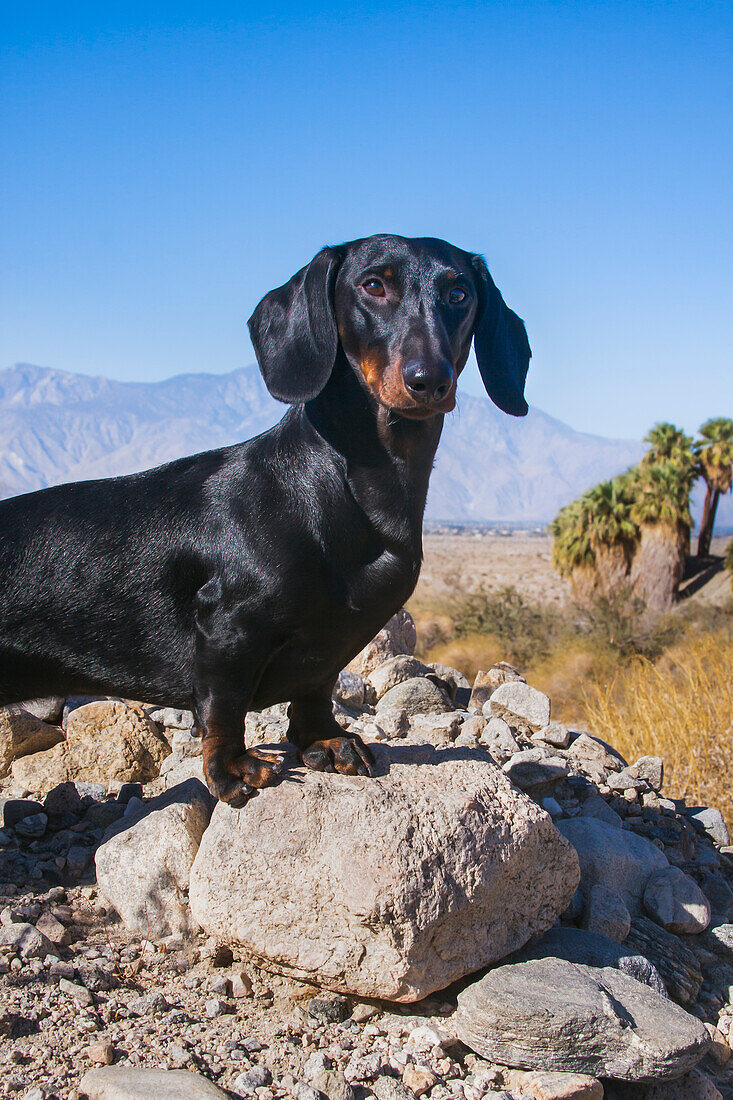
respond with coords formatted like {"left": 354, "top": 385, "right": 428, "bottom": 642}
{"left": 1, "top": 1, "right": 731, "bottom": 439}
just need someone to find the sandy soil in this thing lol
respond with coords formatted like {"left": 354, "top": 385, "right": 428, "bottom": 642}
{"left": 413, "top": 532, "right": 730, "bottom": 614}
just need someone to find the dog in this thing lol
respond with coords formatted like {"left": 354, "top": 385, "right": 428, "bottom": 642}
{"left": 0, "top": 234, "right": 530, "bottom": 805}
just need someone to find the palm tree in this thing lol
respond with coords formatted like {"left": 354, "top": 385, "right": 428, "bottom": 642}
{"left": 642, "top": 423, "right": 695, "bottom": 468}
{"left": 550, "top": 497, "right": 598, "bottom": 603}
{"left": 629, "top": 460, "right": 695, "bottom": 612}
{"left": 694, "top": 418, "right": 733, "bottom": 558}
{"left": 583, "top": 476, "right": 638, "bottom": 595}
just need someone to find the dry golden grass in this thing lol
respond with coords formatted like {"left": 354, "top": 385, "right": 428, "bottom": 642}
{"left": 582, "top": 631, "right": 733, "bottom": 824}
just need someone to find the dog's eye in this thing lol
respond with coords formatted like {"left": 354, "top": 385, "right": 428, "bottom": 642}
{"left": 362, "top": 279, "right": 386, "bottom": 297}
{"left": 448, "top": 287, "right": 467, "bottom": 304}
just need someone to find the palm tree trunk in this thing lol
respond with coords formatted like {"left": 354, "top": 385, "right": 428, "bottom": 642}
{"left": 631, "top": 522, "right": 686, "bottom": 612}
{"left": 697, "top": 485, "right": 719, "bottom": 558}
{"left": 570, "top": 564, "right": 600, "bottom": 608}
{"left": 594, "top": 543, "right": 632, "bottom": 597}
{"left": 695, "top": 486, "right": 713, "bottom": 558}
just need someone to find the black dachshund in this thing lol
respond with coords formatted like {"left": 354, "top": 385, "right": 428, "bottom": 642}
{"left": 0, "top": 235, "right": 530, "bottom": 805}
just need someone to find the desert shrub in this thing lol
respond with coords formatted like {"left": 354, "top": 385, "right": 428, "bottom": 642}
{"left": 726, "top": 540, "right": 733, "bottom": 589}
{"left": 451, "top": 585, "right": 564, "bottom": 668}
{"left": 575, "top": 587, "right": 679, "bottom": 660}
{"left": 582, "top": 631, "right": 733, "bottom": 825}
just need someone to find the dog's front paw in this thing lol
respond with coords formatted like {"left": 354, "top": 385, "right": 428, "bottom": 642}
{"left": 205, "top": 748, "right": 285, "bottom": 806}
{"left": 301, "top": 734, "right": 374, "bottom": 777}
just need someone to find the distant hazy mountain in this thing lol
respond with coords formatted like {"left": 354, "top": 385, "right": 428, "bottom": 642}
{"left": 1, "top": 362, "right": 726, "bottom": 526}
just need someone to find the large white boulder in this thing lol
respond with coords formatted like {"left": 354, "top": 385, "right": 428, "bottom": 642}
{"left": 95, "top": 779, "right": 213, "bottom": 938}
{"left": 189, "top": 742, "right": 579, "bottom": 1001}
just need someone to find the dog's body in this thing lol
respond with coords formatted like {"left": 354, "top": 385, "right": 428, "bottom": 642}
{"left": 0, "top": 235, "right": 530, "bottom": 804}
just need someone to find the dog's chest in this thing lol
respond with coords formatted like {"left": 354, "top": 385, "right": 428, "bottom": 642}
{"left": 252, "top": 544, "right": 420, "bottom": 705}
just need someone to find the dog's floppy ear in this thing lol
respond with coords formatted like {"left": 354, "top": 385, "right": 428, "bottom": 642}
{"left": 248, "top": 247, "right": 342, "bottom": 403}
{"left": 470, "top": 255, "right": 531, "bottom": 416}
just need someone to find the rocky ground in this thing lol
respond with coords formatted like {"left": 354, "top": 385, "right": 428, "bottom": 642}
{"left": 2, "top": 612, "right": 733, "bottom": 1099}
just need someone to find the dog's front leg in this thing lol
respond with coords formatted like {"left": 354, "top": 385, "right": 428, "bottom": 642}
{"left": 287, "top": 684, "right": 374, "bottom": 777}
{"left": 195, "top": 677, "right": 284, "bottom": 806}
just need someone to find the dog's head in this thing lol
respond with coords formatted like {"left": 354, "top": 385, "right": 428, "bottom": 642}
{"left": 248, "top": 234, "right": 531, "bottom": 418}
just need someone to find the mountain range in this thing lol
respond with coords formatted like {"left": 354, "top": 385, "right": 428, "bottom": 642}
{"left": 1, "top": 362, "right": 727, "bottom": 527}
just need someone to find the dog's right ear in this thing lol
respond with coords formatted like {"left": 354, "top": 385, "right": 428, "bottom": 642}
{"left": 248, "top": 247, "right": 343, "bottom": 404}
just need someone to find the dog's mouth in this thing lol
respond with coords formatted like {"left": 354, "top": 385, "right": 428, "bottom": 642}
{"left": 389, "top": 393, "right": 457, "bottom": 419}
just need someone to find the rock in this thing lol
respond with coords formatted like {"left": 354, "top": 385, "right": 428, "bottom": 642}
{"left": 578, "top": 793, "right": 623, "bottom": 829}
{"left": 372, "top": 1077, "right": 415, "bottom": 1100}
{"left": 460, "top": 714, "right": 487, "bottom": 739}
{"left": 532, "top": 723, "right": 571, "bottom": 749}
{"left": 643, "top": 866, "right": 711, "bottom": 934}
{"left": 430, "top": 663, "right": 471, "bottom": 699}
{"left": 59, "top": 977, "right": 93, "bottom": 1005}
{"left": 512, "top": 926, "right": 668, "bottom": 997}
{"left": 77, "top": 960, "right": 115, "bottom": 991}
{"left": 624, "top": 916, "right": 703, "bottom": 1003}
{"left": 170, "top": 729, "right": 202, "bottom": 758}
{"left": 565, "top": 733, "right": 625, "bottom": 776}
{"left": 368, "top": 656, "right": 431, "bottom": 700}
{"left": 606, "top": 1068, "right": 723, "bottom": 1100}
{"left": 0, "top": 798, "right": 44, "bottom": 828}
{"left": 703, "top": 923, "right": 733, "bottom": 956}
{"left": 480, "top": 717, "right": 520, "bottom": 762}
{"left": 78, "top": 1068, "right": 230, "bottom": 1098}
{"left": 704, "top": 1022, "right": 731, "bottom": 1066}
{"left": 687, "top": 806, "right": 730, "bottom": 847}
{"left": 189, "top": 742, "right": 579, "bottom": 1001}
{"left": 372, "top": 707, "right": 410, "bottom": 740}
{"left": 128, "top": 991, "right": 170, "bottom": 1016}
{"left": 35, "top": 911, "right": 70, "bottom": 946}
{"left": 236, "top": 1065, "right": 272, "bottom": 1089}
{"left": 630, "top": 755, "right": 664, "bottom": 790}
{"left": 231, "top": 969, "right": 252, "bottom": 997}
{"left": 308, "top": 994, "right": 350, "bottom": 1024}
{"left": 469, "top": 663, "right": 526, "bottom": 713}
{"left": 606, "top": 770, "right": 646, "bottom": 792}
{"left": 698, "top": 871, "right": 733, "bottom": 922}
{"left": 455, "top": 957, "right": 709, "bottom": 1080}
{"left": 408, "top": 711, "right": 463, "bottom": 745}
{"left": 402, "top": 1065, "right": 436, "bottom": 1096}
{"left": 161, "top": 756, "right": 205, "bottom": 789}
{"left": 349, "top": 610, "right": 417, "bottom": 678}
{"left": 0, "top": 922, "right": 54, "bottom": 959}
{"left": 557, "top": 817, "right": 668, "bottom": 914}
{"left": 43, "top": 782, "right": 84, "bottom": 816}
{"left": 14, "top": 812, "right": 47, "bottom": 838}
{"left": 95, "top": 778, "right": 213, "bottom": 938}
{"left": 0, "top": 706, "right": 64, "bottom": 778}
{"left": 488, "top": 682, "right": 551, "bottom": 734}
{"left": 376, "top": 678, "right": 451, "bottom": 717}
{"left": 503, "top": 750, "right": 569, "bottom": 791}
{"left": 309, "top": 1068, "right": 355, "bottom": 1100}
{"left": 504, "top": 1069, "right": 603, "bottom": 1100}
{"left": 333, "top": 671, "right": 366, "bottom": 710}
{"left": 12, "top": 700, "right": 170, "bottom": 793}
{"left": 86, "top": 1039, "right": 115, "bottom": 1066}
{"left": 146, "top": 707, "right": 195, "bottom": 730}
{"left": 582, "top": 883, "right": 631, "bottom": 943}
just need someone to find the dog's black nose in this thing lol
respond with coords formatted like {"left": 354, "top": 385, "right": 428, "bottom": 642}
{"left": 401, "top": 360, "right": 454, "bottom": 404}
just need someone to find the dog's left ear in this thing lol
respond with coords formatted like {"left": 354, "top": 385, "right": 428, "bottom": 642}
{"left": 470, "top": 255, "right": 531, "bottom": 416}
{"left": 248, "top": 247, "right": 342, "bottom": 403}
